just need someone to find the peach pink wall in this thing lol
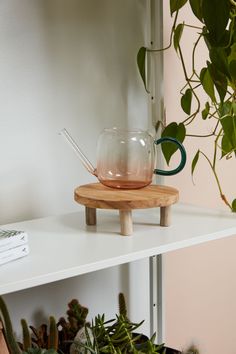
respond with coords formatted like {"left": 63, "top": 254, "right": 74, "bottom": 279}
{"left": 163, "top": 3, "right": 236, "bottom": 353}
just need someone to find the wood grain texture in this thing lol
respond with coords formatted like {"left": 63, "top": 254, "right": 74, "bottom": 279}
{"left": 119, "top": 210, "right": 133, "bottom": 236}
{"left": 160, "top": 206, "right": 171, "bottom": 227}
{"left": 85, "top": 207, "right": 96, "bottom": 225}
{"left": 74, "top": 183, "right": 179, "bottom": 210}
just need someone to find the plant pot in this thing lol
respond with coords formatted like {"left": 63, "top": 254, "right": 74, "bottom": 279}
{"left": 133, "top": 333, "right": 181, "bottom": 354}
{"left": 160, "top": 346, "right": 181, "bottom": 354}
{"left": 0, "top": 322, "right": 10, "bottom": 354}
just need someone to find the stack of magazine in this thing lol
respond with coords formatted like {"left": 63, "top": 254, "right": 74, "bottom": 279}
{"left": 0, "top": 228, "right": 29, "bottom": 265}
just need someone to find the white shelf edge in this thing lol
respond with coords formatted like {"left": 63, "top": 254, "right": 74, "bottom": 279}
{"left": 0, "top": 204, "right": 235, "bottom": 295}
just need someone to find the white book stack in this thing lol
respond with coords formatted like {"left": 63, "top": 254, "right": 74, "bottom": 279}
{"left": 0, "top": 229, "right": 29, "bottom": 266}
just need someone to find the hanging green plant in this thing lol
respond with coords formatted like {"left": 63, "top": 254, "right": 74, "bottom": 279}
{"left": 137, "top": 0, "right": 236, "bottom": 211}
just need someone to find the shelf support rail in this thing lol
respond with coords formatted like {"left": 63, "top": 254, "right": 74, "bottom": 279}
{"left": 148, "top": 0, "right": 165, "bottom": 345}
{"left": 149, "top": 254, "right": 164, "bottom": 343}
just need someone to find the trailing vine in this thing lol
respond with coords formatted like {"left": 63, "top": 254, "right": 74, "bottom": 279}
{"left": 137, "top": 0, "right": 236, "bottom": 211}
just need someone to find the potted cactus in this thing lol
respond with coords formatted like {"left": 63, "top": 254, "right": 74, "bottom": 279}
{"left": 0, "top": 296, "right": 59, "bottom": 354}
{"left": 57, "top": 298, "right": 90, "bottom": 354}
{"left": 0, "top": 294, "right": 198, "bottom": 354}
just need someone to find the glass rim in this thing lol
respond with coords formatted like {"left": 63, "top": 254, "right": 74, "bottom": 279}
{"left": 102, "top": 127, "right": 147, "bottom": 134}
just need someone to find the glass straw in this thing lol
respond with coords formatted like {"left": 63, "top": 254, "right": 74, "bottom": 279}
{"left": 59, "top": 128, "right": 96, "bottom": 176}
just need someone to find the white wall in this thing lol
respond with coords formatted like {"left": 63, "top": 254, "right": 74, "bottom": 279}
{"left": 0, "top": 0, "right": 148, "bottom": 225}
{"left": 163, "top": 3, "right": 236, "bottom": 353}
{"left": 1, "top": 0, "right": 151, "bottom": 338}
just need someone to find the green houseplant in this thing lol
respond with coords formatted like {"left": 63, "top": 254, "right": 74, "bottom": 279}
{"left": 71, "top": 293, "right": 181, "bottom": 354}
{"left": 0, "top": 294, "right": 198, "bottom": 354}
{"left": 0, "top": 296, "right": 89, "bottom": 354}
{"left": 137, "top": 0, "right": 236, "bottom": 211}
{"left": 72, "top": 313, "right": 165, "bottom": 353}
{"left": 0, "top": 296, "right": 59, "bottom": 354}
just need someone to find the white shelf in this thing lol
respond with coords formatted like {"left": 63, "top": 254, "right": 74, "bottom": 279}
{"left": 0, "top": 204, "right": 236, "bottom": 295}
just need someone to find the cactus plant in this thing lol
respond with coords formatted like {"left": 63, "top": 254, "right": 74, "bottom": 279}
{"left": 21, "top": 319, "right": 32, "bottom": 351}
{"left": 57, "top": 299, "right": 89, "bottom": 353}
{"left": 29, "top": 324, "right": 48, "bottom": 349}
{"left": 118, "top": 293, "right": 128, "bottom": 320}
{"left": 48, "top": 317, "right": 58, "bottom": 351}
{"left": 29, "top": 316, "right": 58, "bottom": 351}
{"left": 0, "top": 295, "right": 59, "bottom": 354}
{"left": 0, "top": 294, "right": 199, "bottom": 354}
{"left": 0, "top": 295, "right": 22, "bottom": 354}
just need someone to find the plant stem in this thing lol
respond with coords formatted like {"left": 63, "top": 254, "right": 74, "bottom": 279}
{"left": 186, "top": 120, "right": 220, "bottom": 137}
{"left": 147, "top": 9, "right": 179, "bottom": 53}
{"left": 192, "top": 32, "right": 203, "bottom": 75}
{"left": 183, "top": 24, "right": 202, "bottom": 30}
{"left": 183, "top": 111, "right": 199, "bottom": 125}
{"left": 200, "top": 151, "right": 232, "bottom": 210}
{"left": 180, "top": 74, "right": 200, "bottom": 94}
{"left": 213, "top": 128, "right": 223, "bottom": 169}
{"left": 178, "top": 45, "right": 201, "bottom": 124}
{"left": 186, "top": 133, "right": 216, "bottom": 138}
{"left": 213, "top": 120, "right": 220, "bottom": 134}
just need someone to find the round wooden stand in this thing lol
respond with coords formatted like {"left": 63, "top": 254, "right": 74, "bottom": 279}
{"left": 74, "top": 183, "right": 179, "bottom": 236}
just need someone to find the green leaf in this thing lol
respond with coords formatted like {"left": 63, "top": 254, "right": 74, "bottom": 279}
{"left": 209, "top": 47, "right": 230, "bottom": 78}
{"left": 137, "top": 47, "right": 148, "bottom": 92}
{"left": 201, "top": 102, "right": 210, "bottom": 120}
{"left": 221, "top": 134, "right": 233, "bottom": 158}
{"left": 170, "top": 0, "right": 188, "bottom": 16}
{"left": 189, "top": 0, "right": 203, "bottom": 22}
{"left": 232, "top": 199, "right": 236, "bottom": 212}
{"left": 219, "top": 101, "right": 232, "bottom": 117}
{"left": 202, "top": 0, "right": 230, "bottom": 44}
{"left": 232, "top": 102, "right": 236, "bottom": 115}
{"left": 200, "top": 67, "right": 216, "bottom": 102}
{"left": 191, "top": 150, "right": 200, "bottom": 176}
{"left": 207, "top": 62, "right": 227, "bottom": 102}
{"left": 228, "top": 43, "right": 236, "bottom": 63}
{"left": 161, "top": 122, "right": 186, "bottom": 165}
{"left": 220, "top": 115, "right": 236, "bottom": 150}
{"left": 229, "top": 60, "right": 236, "bottom": 83}
{"left": 205, "top": 30, "right": 229, "bottom": 48}
{"left": 24, "top": 349, "right": 47, "bottom": 354}
{"left": 174, "top": 23, "right": 184, "bottom": 51}
{"left": 181, "top": 88, "right": 192, "bottom": 115}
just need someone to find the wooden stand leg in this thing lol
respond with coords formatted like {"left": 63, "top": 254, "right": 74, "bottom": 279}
{"left": 85, "top": 207, "right": 97, "bottom": 226}
{"left": 119, "top": 210, "right": 133, "bottom": 236}
{"left": 160, "top": 206, "right": 171, "bottom": 227}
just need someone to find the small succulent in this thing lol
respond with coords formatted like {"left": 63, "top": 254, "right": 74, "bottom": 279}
{"left": 22, "top": 349, "right": 58, "bottom": 354}
{"left": 57, "top": 299, "right": 90, "bottom": 353}
{"left": 72, "top": 313, "right": 164, "bottom": 354}
{"left": 0, "top": 293, "right": 200, "bottom": 354}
